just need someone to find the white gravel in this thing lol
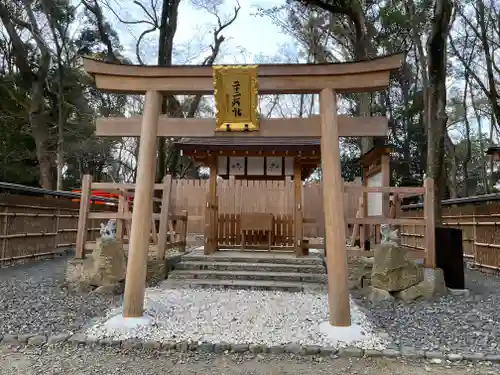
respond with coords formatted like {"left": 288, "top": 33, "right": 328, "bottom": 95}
{"left": 0, "top": 256, "right": 119, "bottom": 336}
{"left": 85, "top": 287, "right": 388, "bottom": 350}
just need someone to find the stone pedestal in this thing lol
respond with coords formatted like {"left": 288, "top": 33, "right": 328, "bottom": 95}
{"left": 371, "top": 243, "right": 423, "bottom": 292}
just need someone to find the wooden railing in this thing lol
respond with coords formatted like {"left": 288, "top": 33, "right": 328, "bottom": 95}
{"left": 216, "top": 213, "right": 294, "bottom": 249}
{"left": 75, "top": 174, "right": 188, "bottom": 260}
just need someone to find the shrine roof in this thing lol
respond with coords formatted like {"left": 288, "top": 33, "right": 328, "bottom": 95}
{"left": 354, "top": 144, "right": 395, "bottom": 167}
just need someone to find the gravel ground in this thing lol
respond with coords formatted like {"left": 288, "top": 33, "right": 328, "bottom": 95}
{"left": 1, "top": 346, "right": 499, "bottom": 375}
{"left": 0, "top": 257, "right": 120, "bottom": 336}
{"left": 86, "top": 288, "right": 387, "bottom": 349}
{"left": 353, "top": 268, "right": 500, "bottom": 354}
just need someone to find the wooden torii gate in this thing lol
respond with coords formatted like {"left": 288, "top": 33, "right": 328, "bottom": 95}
{"left": 82, "top": 53, "right": 404, "bottom": 327}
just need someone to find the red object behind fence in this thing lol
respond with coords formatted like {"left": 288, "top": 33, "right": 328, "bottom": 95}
{"left": 71, "top": 190, "right": 132, "bottom": 204}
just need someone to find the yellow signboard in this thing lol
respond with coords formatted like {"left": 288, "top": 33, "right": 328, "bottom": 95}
{"left": 213, "top": 65, "right": 259, "bottom": 132}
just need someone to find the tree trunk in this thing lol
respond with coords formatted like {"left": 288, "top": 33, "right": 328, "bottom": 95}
{"left": 470, "top": 86, "right": 490, "bottom": 193}
{"left": 426, "top": 0, "right": 454, "bottom": 222}
{"left": 156, "top": 0, "right": 181, "bottom": 182}
{"left": 444, "top": 134, "right": 458, "bottom": 198}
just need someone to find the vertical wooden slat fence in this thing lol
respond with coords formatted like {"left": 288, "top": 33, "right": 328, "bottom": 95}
{"left": 0, "top": 194, "right": 106, "bottom": 263}
{"left": 401, "top": 197, "right": 500, "bottom": 271}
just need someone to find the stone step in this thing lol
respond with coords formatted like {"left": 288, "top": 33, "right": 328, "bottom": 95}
{"left": 181, "top": 254, "right": 323, "bottom": 266}
{"left": 168, "top": 269, "right": 328, "bottom": 283}
{"left": 175, "top": 261, "right": 326, "bottom": 274}
{"left": 160, "top": 278, "right": 327, "bottom": 292}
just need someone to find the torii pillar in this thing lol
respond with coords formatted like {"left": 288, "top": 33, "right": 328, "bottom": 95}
{"left": 123, "top": 90, "right": 162, "bottom": 317}
{"left": 320, "top": 89, "right": 351, "bottom": 326}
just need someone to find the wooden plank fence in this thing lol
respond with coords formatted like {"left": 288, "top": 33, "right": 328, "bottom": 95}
{"left": 168, "top": 178, "right": 360, "bottom": 238}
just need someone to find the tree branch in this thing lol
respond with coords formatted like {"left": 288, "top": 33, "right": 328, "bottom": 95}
{"left": 81, "top": 0, "right": 118, "bottom": 62}
{"left": 186, "top": 1, "right": 241, "bottom": 117}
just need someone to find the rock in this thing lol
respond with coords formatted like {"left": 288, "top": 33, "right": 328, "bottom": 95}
{"left": 214, "top": 342, "right": 231, "bottom": 353}
{"left": 339, "top": 347, "right": 363, "bottom": 357}
{"left": 400, "top": 346, "right": 424, "bottom": 358}
{"left": 27, "top": 335, "right": 47, "bottom": 346}
{"left": 146, "top": 258, "right": 167, "bottom": 286}
{"left": 285, "top": 343, "right": 304, "bottom": 354}
{"left": 304, "top": 345, "right": 321, "bottom": 355}
{"left": 394, "top": 268, "right": 448, "bottom": 302}
{"left": 448, "top": 288, "right": 470, "bottom": 297}
{"left": 176, "top": 341, "right": 189, "bottom": 352}
{"left": 198, "top": 343, "right": 214, "bottom": 353}
{"left": 484, "top": 354, "right": 500, "bottom": 362}
{"left": 67, "top": 238, "right": 127, "bottom": 287}
{"left": 463, "top": 353, "right": 485, "bottom": 361}
{"left": 319, "top": 347, "right": 338, "bottom": 356}
{"left": 18, "top": 334, "right": 34, "bottom": 343}
{"left": 348, "top": 256, "right": 373, "bottom": 290}
{"left": 231, "top": 344, "right": 249, "bottom": 353}
{"left": 47, "top": 334, "right": 70, "bottom": 345}
{"left": 371, "top": 242, "right": 423, "bottom": 292}
{"left": 269, "top": 345, "right": 285, "bottom": 354}
{"left": 447, "top": 353, "right": 463, "bottom": 361}
{"left": 367, "top": 287, "right": 394, "bottom": 303}
{"left": 430, "top": 358, "right": 443, "bottom": 364}
{"left": 142, "top": 341, "right": 161, "bottom": 350}
{"left": 121, "top": 339, "right": 142, "bottom": 350}
{"left": 248, "top": 344, "right": 264, "bottom": 354}
{"left": 418, "top": 268, "right": 448, "bottom": 299}
{"left": 394, "top": 285, "right": 423, "bottom": 302}
{"left": 92, "top": 284, "right": 119, "bottom": 295}
{"left": 364, "top": 349, "right": 382, "bottom": 357}
{"left": 1, "top": 334, "right": 20, "bottom": 346}
{"left": 68, "top": 334, "right": 87, "bottom": 345}
{"left": 382, "top": 348, "right": 400, "bottom": 357}
{"left": 89, "top": 238, "right": 127, "bottom": 286}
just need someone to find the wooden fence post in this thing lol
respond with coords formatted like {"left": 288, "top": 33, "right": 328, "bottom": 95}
{"left": 472, "top": 212, "right": 477, "bottom": 262}
{"left": 1, "top": 205, "right": 8, "bottom": 260}
{"left": 349, "top": 197, "right": 364, "bottom": 247}
{"left": 293, "top": 158, "right": 303, "bottom": 256}
{"left": 75, "top": 174, "right": 92, "bottom": 259}
{"left": 157, "top": 174, "right": 173, "bottom": 260}
{"left": 424, "top": 178, "right": 436, "bottom": 268}
{"left": 53, "top": 208, "right": 61, "bottom": 250}
{"left": 116, "top": 189, "right": 126, "bottom": 242}
{"left": 180, "top": 210, "right": 188, "bottom": 252}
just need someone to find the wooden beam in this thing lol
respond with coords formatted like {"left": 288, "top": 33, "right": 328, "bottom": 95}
{"left": 96, "top": 116, "right": 388, "bottom": 138}
{"left": 83, "top": 53, "right": 404, "bottom": 78}
{"left": 93, "top": 72, "right": 391, "bottom": 95}
{"left": 123, "top": 90, "right": 162, "bottom": 318}
{"left": 83, "top": 54, "right": 404, "bottom": 94}
{"left": 320, "top": 88, "right": 351, "bottom": 327}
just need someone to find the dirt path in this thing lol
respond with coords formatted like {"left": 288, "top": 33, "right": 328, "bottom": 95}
{"left": 1, "top": 346, "right": 498, "bottom": 375}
